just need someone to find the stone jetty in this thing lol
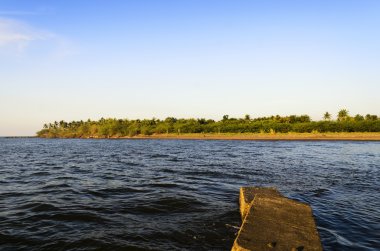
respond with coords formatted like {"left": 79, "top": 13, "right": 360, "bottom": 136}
{"left": 232, "top": 187, "right": 323, "bottom": 251}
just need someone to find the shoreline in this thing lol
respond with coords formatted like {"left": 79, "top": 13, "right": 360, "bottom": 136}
{"left": 38, "top": 132, "right": 380, "bottom": 141}
{"left": 127, "top": 132, "right": 380, "bottom": 141}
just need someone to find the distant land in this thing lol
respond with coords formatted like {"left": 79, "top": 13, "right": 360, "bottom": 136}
{"left": 3, "top": 136, "right": 36, "bottom": 139}
{"left": 36, "top": 110, "right": 380, "bottom": 140}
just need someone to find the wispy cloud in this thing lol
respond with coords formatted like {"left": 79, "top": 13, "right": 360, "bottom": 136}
{"left": 0, "top": 18, "right": 77, "bottom": 58}
{"left": 0, "top": 7, "right": 54, "bottom": 16}
{"left": 0, "top": 10, "right": 39, "bottom": 16}
{"left": 0, "top": 18, "right": 51, "bottom": 51}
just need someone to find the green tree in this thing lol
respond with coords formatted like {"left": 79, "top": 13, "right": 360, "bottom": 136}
{"left": 354, "top": 114, "right": 364, "bottom": 121}
{"left": 36, "top": 112, "right": 380, "bottom": 138}
{"left": 365, "top": 114, "right": 378, "bottom": 121}
{"left": 323, "top": 112, "right": 331, "bottom": 121}
{"left": 337, "top": 109, "right": 349, "bottom": 121}
{"left": 299, "top": 115, "right": 311, "bottom": 123}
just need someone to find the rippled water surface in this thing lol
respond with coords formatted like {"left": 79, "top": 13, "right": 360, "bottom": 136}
{"left": 0, "top": 138, "right": 379, "bottom": 250}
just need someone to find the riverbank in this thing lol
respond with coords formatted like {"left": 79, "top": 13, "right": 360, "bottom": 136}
{"left": 98, "top": 132, "right": 380, "bottom": 141}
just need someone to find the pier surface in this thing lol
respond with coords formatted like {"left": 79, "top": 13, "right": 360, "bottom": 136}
{"left": 232, "top": 187, "right": 323, "bottom": 251}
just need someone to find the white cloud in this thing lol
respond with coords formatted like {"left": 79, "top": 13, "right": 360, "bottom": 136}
{"left": 0, "top": 18, "right": 51, "bottom": 51}
{"left": 0, "top": 18, "right": 77, "bottom": 57}
{"left": 0, "top": 6, "right": 55, "bottom": 17}
{"left": 0, "top": 10, "right": 39, "bottom": 16}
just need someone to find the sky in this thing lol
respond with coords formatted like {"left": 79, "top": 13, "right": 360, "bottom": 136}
{"left": 1, "top": 0, "right": 379, "bottom": 136}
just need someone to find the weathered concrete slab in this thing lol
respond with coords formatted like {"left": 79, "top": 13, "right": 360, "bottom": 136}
{"left": 233, "top": 189, "right": 323, "bottom": 251}
{"left": 239, "top": 187, "right": 281, "bottom": 220}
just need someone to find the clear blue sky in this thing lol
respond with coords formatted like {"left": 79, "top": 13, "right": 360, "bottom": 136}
{"left": 1, "top": 0, "right": 379, "bottom": 136}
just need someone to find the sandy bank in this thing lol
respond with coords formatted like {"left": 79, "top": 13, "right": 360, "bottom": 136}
{"left": 111, "top": 132, "right": 380, "bottom": 141}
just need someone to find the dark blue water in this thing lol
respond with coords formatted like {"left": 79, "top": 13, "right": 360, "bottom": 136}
{"left": 0, "top": 138, "right": 379, "bottom": 250}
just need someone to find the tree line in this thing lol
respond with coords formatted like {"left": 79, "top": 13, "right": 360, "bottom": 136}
{"left": 37, "top": 109, "right": 380, "bottom": 138}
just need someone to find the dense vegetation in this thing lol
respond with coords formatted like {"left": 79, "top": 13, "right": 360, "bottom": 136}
{"left": 36, "top": 110, "right": 380, "bottom": 138}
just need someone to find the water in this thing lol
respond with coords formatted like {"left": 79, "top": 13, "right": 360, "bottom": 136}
{"left": 0, "top": 138, "right": 379, "bottom": 251}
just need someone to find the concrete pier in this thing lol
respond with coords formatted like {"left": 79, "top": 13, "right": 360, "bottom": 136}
{"left": 232, "top": 187, "right": 323, "bottom": 251}
{"left": 239, "top": 187, "right": 281, "bottom": 220}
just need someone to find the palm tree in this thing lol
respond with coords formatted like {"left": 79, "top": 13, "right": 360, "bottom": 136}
{"left": 337, "top": 109, "right": 349, "bottom": 121}
{"left": 323, "top": 112, "right": 331, "bottom": 121}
